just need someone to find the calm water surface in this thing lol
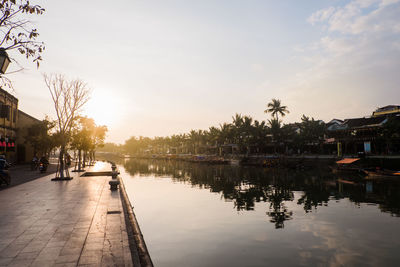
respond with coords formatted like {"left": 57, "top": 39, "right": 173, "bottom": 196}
{"left": 120, "top": 159, "right": 400, "bottom": 267}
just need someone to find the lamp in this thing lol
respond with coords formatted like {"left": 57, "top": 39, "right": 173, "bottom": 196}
{"left": 0, "top": 48, "right": 10, "bottom": 74}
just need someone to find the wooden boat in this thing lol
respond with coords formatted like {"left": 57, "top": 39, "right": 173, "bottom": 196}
{"left": 331, "top": 158, "right": 365, "bottom": 174}
{"left": 363, "top": 169, "right": 400, "bottom": 179}
{"left": 337, "top": 178, "right": 358, "bottom": 185}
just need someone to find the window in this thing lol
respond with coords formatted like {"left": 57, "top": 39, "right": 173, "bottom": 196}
{"left": 12, "top": 109, "right": 17, "bottom": 123}
{"left": 0, "top": 105, "right": 10, "bottom": 120}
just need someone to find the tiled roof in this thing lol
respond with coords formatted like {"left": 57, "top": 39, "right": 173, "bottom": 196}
{"left": 327, "top": 116, "right": 388, "bottom": 131}
{"left": 375, "top": 105, "right": 400, "bottom": 112}
{"left": 344, "top": 117, "right": 387, "bottom": 128}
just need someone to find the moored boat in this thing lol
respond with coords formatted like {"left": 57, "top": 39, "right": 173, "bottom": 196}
{"left": 331, "top": 158, "right": 365, "bottom": 174}
{"left": 363, "top": 169, "right": 400, "bottom": 179}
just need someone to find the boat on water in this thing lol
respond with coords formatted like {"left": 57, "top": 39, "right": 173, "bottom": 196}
{"left": 363, "top": 169, "right": 400, "bottom": 179}
{"left": 331, "top": 158, "right": 365, "bottom": 174}
{"left": 337, "top": 178, "right": 359, "bottom": 185}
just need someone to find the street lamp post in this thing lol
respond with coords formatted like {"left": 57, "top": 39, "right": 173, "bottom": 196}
{"left": 0, "top": 48, "right": 10, "bottom": 74}
{"left": 0, "top": 48, "right": 10, "bottom": 158}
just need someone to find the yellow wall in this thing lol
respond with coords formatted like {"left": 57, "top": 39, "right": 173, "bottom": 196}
{"left": 16, "top": 110, "right": 40, "bottom": 163}
{"left": 0, "top": 88, "right": 18, "bottom": 161}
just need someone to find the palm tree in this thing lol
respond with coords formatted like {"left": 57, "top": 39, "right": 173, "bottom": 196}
{"left": 268, "top": 118, "right": 282, "bottom": 153}
{"left": 219, "top": 123, "right": 233, "bottom": 145}
{"left": 265, "top": 99, "right": 289, "bottom": 121}
{"left": 208, "top": 126, "right": 220, "bottom": 147}
{"left": 268, "top": 118, "right": 282, "bottom": 141}
{"left": 232, "top": 113, "right": 244, "bottom": 127}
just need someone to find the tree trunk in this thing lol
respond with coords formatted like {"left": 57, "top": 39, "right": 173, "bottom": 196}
{"left": 78, "top": 149, "right": 82, "bottom": 171}
{"left": 59, "top": 145, "right": 65, "bottom": 179}
{"left": 82, "top": 151, "right": 86, "bottom": 168}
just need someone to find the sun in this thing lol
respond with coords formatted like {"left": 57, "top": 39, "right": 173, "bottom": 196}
{"left": 84, "top": 90, "right": 119, "bottom": 127}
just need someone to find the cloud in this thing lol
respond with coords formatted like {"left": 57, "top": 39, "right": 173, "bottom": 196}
{"left": 307, "top": 7, "right": 336, "bottom": 25}
{"left": 309, "top": 0, "right": 400, "bottom": 34}
{"left": 380, "top": 0, "right": 400, "bottom": 6}
{"left": 282, "top": 0, "right": 400, "bottom": 121}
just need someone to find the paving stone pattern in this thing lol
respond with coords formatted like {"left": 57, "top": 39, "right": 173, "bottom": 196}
{"left": 0, "top": 164, "right": 133, "bottom": 266}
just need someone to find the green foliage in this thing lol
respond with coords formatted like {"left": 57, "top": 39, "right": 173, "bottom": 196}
{"left": 94, "top": 125, "right": 107, "bottom": 148}
{"left": 268, "top": 118, "right": 282, "bottom": 142}
{"left": 24, "top": 118, "right": 55, "bottom": 155}
{"left": 96, "top": 142, "right": 123, "bottom": 153}
{"left": 123, "top": 114, "right": 270, "bottom": 155}
{"left": 124, "top": 136, "right": 152, "bottom": 155}
{"left": 263, "top": 99, "right": 290, "bottom": 147}
{"left": 298, "top": 115, "right": 326, "bottom": 146}
{"left": 70, "top": 117, "right": 93, "bottom": 152}
{"left": 71, "top": 116, "right": 107, "bottom": 153}
{"left": 119, "top": 100, "right": 333, "bottom": 155}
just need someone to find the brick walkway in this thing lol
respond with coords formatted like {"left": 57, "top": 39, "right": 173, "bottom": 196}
{"left": 0, "top": 162, "right": 133, "bottom": 266}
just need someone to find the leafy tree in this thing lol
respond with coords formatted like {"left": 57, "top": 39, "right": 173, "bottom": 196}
{"left": 207, "top": 126, "right": 219, "bottom": 146}
{"left": 23, "top": 117, "right": 54, "bottom": 156}
{"left": 96, "top": 142, "right": 123, "bottom": 153}
{"left": 298, "top": 115, "right": 325, "bottom": 152}
{"left": 71, "top": 116, "right": 93, "bottom": 171}
{"left": 188, "top": 129, "right": 206, "bottom": 154}
{"left": 207, "top": 126, "right": 221, "bottom": 154}
{"left": 124, "top": 136, "right": 152, "bottom": 155}
{"left": 0, "top": 0, "right": 45, "bottom": 85}
{"left": 91, "top": 124, "right": 107, "bottom": 161}
{"left": 219, "top": 123, "right": 234, "bottom": 145}
{"left": 280, "top": 123, "right": 300, "bottom": 153}
{"left": 251, "top": 120, "right": 268, "bottom": 153}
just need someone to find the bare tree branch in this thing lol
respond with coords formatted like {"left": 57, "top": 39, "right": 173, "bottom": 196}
{"left": 0, "top": 0, "right": 45, "bottom": 87}
{"left": 44, "top": 73, "right": 91, "bottom": 179}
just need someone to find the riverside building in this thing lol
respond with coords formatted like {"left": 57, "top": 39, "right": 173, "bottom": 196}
{"left": 0, "top": 88, "right": 18, "bottom": 161}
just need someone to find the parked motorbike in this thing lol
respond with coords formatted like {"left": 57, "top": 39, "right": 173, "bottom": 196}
{"left": 39, "top": 162, "right": 48, "bottom": 173}
{"left": 0, "top": 165, "right": 10, "bottom": 186}
{"left": 31, "top": 158, "right": 39, "bottom": 171}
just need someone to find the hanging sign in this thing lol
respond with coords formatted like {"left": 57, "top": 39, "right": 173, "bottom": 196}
{"left": 364, "top": 141, "right": 371, "bottom": 154}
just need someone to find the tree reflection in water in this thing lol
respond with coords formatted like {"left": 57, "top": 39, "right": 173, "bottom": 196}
{"left": 266, "top": 187, "right": 294, "bottom": 229}
{"left": 122, "top": 159, "right": 400, "bottom": 228}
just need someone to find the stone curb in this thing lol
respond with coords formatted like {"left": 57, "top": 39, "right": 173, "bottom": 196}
{"left": 118, "top": 175, "right": 154, "bottom": 267}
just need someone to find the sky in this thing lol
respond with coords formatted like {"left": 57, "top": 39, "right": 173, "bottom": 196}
{"left": 5, "top": 0, "right": 400, "bottom": 143}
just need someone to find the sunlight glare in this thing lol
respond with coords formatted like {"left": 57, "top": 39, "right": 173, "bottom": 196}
{"left": 84, "top": 90, "right": 119, "bottom": 127}
{"left": 92, "top": 161, "right": 107, "bottom": 172}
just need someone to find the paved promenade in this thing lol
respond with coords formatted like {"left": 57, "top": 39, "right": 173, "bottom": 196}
{"left": 0, "top": 162, "right": 134, "bottom": 266}
{"left": 0, "top": 163, "right": 58, "bottom": 190}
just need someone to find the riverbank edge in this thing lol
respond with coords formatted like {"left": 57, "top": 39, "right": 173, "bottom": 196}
{"left": 118, "top": 174, "right": 154, "bottom": 267}
{"left": 121, "top": 154, "right": 400, "bottom": 169}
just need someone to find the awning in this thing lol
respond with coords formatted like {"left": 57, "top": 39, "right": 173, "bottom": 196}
{"left": 324, "top": 138, "right": 335, "bottom": 144}
{"left": 336, "top": 158, "right": 360, "bottom": 164}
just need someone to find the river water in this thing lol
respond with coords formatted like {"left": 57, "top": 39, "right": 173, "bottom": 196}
{"left": 119, "top": 159, "right": 400, "bottom": 267}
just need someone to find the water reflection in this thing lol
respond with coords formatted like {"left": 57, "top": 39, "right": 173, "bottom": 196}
{"left": 123, "top": 159, "right": 400, "bottom": 229}
{"left": 120, "top": 158, "right": 400, "bottom": 267}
